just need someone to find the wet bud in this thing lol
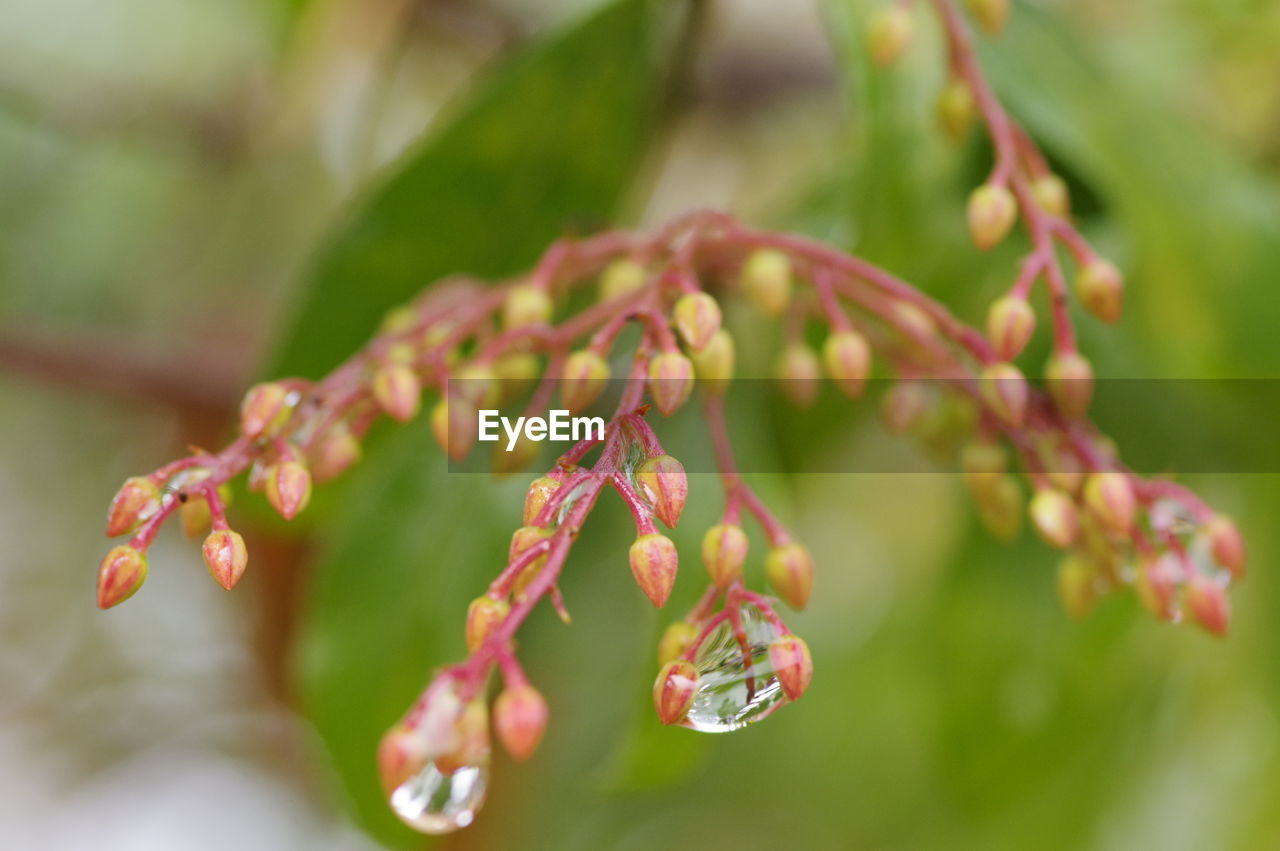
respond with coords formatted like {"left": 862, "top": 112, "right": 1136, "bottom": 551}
{"left": 986, "top": 296, "right": 1035, "bottom": 361}
{"left": 1082, "top": 472, "right": 1135, "bottom": 536}
{"left": 1045, "top": 351, "right": 1093, "bottom": 419}
{"left": 702, "top": 523, "right": 749, "bottom": 588}
{"left": 502, "top": 283, "right": 553, "bottom": 329}
{"left": 240, "top": 382, "right": 290, "bottom": 439}
{"left": 201, "top": 529, "right": 248, "bottom": 590}
{"left": 769, "top": 634, "right": 813, "bottom": 701}
{"left": 1056, "top": 555, "right": 1096, "bottom": 620}
{"left": 867, "top": 6, "right": 913, "bottom": 67}
{"left": 775, "top": 343, "right": 822, "bottom": 407}
{"left": 310, "top": 422, "right": 361, "bottom": 483}
{"left": 510, "top": 525, "right": 553, "bottom": 574}
{"left": 673, "top": 292, "right": 722, "bottom": 351}
{"left": 372, "top": 363, "right": 422, "bottom": 423}
{"left": 980, "top": 363, "right": 1028, "bottom": 427}
{"left": 1136, "top": 553, "right": 1180, "bottom": 621}
{"left": 1030, "top": 488, "right": 1079, "bottom": 549}
{"left": 561, "top": 350, "right": 610, "bottom": 412}
{"left": 106, "top": 476, "right": 162, "bottom": 537}
{"left": 1185, "top": 576, "right": 1230, "bottom": 637}
{"left": 522, "top": 476, "right": 562, "bottom": 526}
{"left": 976, "top": 475, "right": 1023, "bottom": 540}
{"left": 741, "top": 249, "right": 793, "bottom": 317}
{"left": 935, "top": 77, "right": 976, "bottom": 141}
{"left": 599, "top": 258, "right": 648, "bottom": 301}
{"left": 961, "top": 440, "right": 1007, "bottom": 497}
{"left": 494, "top": 684, "right": 548, "bottom": 761}
{"left": 435, "top": 698, "right": 491, "bottom": 775}
{"left": 431, "top": 399, "right": 478, "bottom": 461}
{"left": 766, "top": 542, "right": 814, "bottom": 610}
{"left": 1031, "top": 174, "right": 1070, "bottom": 217}
{"left": 377, "top": 724, "right": 430, "bottom": 795}
{"left": 1075, "top": 259, "right": 1123, "bottom": 324}
{"left": 689, "top": 329, "right": 735, "bottom": 396}
{"left": 965, "top": 0, "right": 1009, "bottom": 35}
{"left": 967, "top": 184, "right": 1017, "bottom": 251}
{"left": 636, "top": 454, "right": 688, "bottom": 528}
{"left": 1204, "top": 514, "right": 1246, "bottom": 578}
{"left": 465, "top": 595, "right": 510, "bottom": 653}
{"left": 657, "top": 621, "right": 698, "bottom": 666}
{"left": 881, "top": 382, "right": 930, "bottom": 434}
{"left": 629, "top": 533, "right": 679, "bottom": 608}
{"left": 653, "top": 659, "right": 698, "bottom": 725}
{"left": 266, "top": 460, "right": 312, "bottom": 520}
{"left": 97, "top": 544, "right": 148, "bottom": 609}
{"left": 647, "top": 352, "right": 695, "bottom": 416}
{"left": 822, "top": 330, "right": 872, "bottom": 398}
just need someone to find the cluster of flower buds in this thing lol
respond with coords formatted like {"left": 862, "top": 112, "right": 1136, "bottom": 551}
{"left": 95, "top": 0, "right": 1245, "bottom": 835}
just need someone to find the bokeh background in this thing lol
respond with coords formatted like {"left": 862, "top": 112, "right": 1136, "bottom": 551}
{"left": 2, "top": 0, "right": 1279, "bottom": 848}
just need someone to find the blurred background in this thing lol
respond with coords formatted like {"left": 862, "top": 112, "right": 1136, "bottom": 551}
{"left": 2, "top": 0, "right": 1279, "bottom": 848}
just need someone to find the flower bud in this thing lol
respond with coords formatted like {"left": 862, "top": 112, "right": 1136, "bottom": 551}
{"left": 453, "top": 364, "right": 497, "bottom": 409}
{"left": 629, "top": 533, "right": 679, "bottom": 608}
{"left": 106, "top": 476, "right": 162, "bottom": 537}
{"left": 775, "top": 343, "right": 822, "bottom": 407}
{"left": 492, "top": 432, "right": 540, "bottom": 477}
{"left": 1075, "top": 259, "right": 1123, "bottom": 323}
{"left": 1204, "top": 514, "right": 1245, "bottom": 578}
{"left": 202, "top": 529, "right": 248, "bottom": 590}
{"left": 647, "top": 352, "right": 695, "bottom": 416}
{"left": 97, "top": 544, "right": 148, "bottom": 609}
{"left": 561, "top": 350, "right": 610, "bottom": 412}
{"left": 822, "top": 330, "right": 872, "bottom": 398}
{"left": 434, "top": 698, "right": 491, "bottom": 775}
{"left": 976, "top": 475, "right": 1023, "bottom": 540}
{"left": 636, "top": 454, "right": 688, "bottom": 528}
{"left": 935, "top": 77, "right": 976, "bottom": 141}
{"left": 1185, "top": 576, "right": 1230, "bottom": 637}
{"left": 965, "top": 0, "right": 1009, "bottom": 35}
{"left": 502, "top": 283, "right": 553, "bottom": 329}
{"left": 702, "top": 523, "right": 749, "bottom": 588}
{"left": 657, "top": 621, "right": 698, "bottom": 666}
{"left": 881, "top": 381, "right": 930, "bottom": 434}
{"left": 1045, "top": 351, "right": 1093, "bottom": 419}
{"left": 689, "top": 329, "right": 735, "bottom": 396}
{"left": 1136, "top": 553, "right": 1180, "bottom": 621}
{"left": 961, "top": 440, "right": 1007, "bottom": 497}
{"left": 240, "top": 382, "right": 290, "bottom": 439}
{"left": 266, "top": 460, "right": 312, "bottom": 520}
{"left": 1031, "top": 174, "right": 1070, "bottom": 217}
{"left": 768, "top": 634, "right": 813, "bottom": 701}
{"left": 1082, "top": 472, "right": 1135, "bottom": 536}
{"left": 766, "top": 542, "right": 814, "bottom": 610}
{"left": 180, "top": 496, "right": 212, "bottom": 538}
{"left": 310, "top": 422, "right": 361, "bottom": 483}
{"left": 493, "top": 352, "right": 541, "bottom": 392}
{"left": 867, "top": 5, "right": 913, "bottom": 67}
{"left": 1030, "top": 488, "right": 1079, "bottom": 549}
{"left": 966, "top": 184, "right": 1017, "bottom": 251}
{"left": 431, "top": 399, "right": 478, "bottom": 461}
{"left": 653, "top": 659, "right": 698, "bottom": 726}
{"left": 465, "top": 595, "right": 509, "bottom": 653}
{"left": 377, "top": 724, "right": 430, "bottom": 795}
{"left": 986, "top": 296, "right": 1035, "bottom": 361}
{"left": 980, "top": 363, "right": 1028, "bottom": 427}
{"left": 741, "top": 249, "right": 793, "bottom": 317}
{"left": 510, "top": 525, "right": 553, "bottom": 574}
{"left": 599, "top": 258, "right": 648, "bottom": 301}
{"left": 372, "top": 363, "right": 421, "bottom": 423}
{"left": 673, "top": 292, "right": 722, "bottom": 351}
{"left": 494, "top": 684, "right": 548, "bottom": 761}
{"left": 522, "top": 476, "right": 562, "bottom": 525}
{"left": 1056, "top": 555, "right": 1096, "bottom": 620}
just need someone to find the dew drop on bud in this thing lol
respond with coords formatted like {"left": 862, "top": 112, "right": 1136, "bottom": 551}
{"left": 683, "top": 604, "right": 788, "bottom": 733}
{"left": 389, "top": 760, "right": 489, "bottom": 834}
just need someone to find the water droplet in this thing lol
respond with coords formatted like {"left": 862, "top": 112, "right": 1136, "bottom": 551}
{"left": 684, "top": 603, "right": 786, "bottom": 733}
{"left": 389, "top": 759, "right": 488, "bottom": 834}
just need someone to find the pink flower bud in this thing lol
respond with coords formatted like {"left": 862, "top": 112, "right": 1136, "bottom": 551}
{"left": 769, "top": 634, "right": 813, "bottom": 701}
{"left": 822, "top": 330, "right": 872, "bottom": 398}
{"left": 935, "top": 77, "right": 976, "bottom": 142}
{"left": 673, "top": 292, "right": 722, "bottom": 351}
{"left": 766, "top": 542, "right": 814, "bottom": 610}
{"left": 240, "top": 382, "right": 290, "bottom": 440}
{"left": 1029, "top": 488, "right": 1079, "bottom": 549}
{"left": 1136, "top": 553, "right": 1180, "bottom": 621}
{"left": 689, "top": 329, "right": 735, "bottom": 396}
{"left": 653, "top": 659, "right": 698, "bottom": 725}
{"left": 1045, "top": 351, "right": 1094, "bottom": 419}
{"left": 1056, "top": 555, "right": 1096, "bottom": 620}
{"left": 647, "top": 352, "right": 695, "bottom": 416}
{"left": 522, "top": 476, "right": 562, "bottom": 526}
{"left": 701, "top": 523, "right": 749, "bottom": 588}
{"left": 1185, "top": 576, "right": 1230, "bottom": 637}
{"left": 967, "top": 184, "right": 1017, "bottom": 251}
{"left": 502, "top": 283, "right": 553, "bottom": 329}
{"left": 980, "top": 363, "right": 1028, "bottom": 427}
{"left": 106, "top": 476, "right": 161, "bottom": 538}
{"left": 1204, "top": 514, "right": 1246, "bottom": 578}
{"left": 986, "top": 296, "right": 1036, "bottom": 361}
{"left": 266, "top": 460, "right": 311, "bottom": 520}
{"left": 377, "top": 723, "right": 430, "bottom": 795}
{"left": 372, "top": 363, "right": 422, "bottom": 423}
{"left": 310, "top": 422, "right": 361, "bottom": 483}
{"left": 1075, "top": 259, "right": 1123, "bottom": 323}
{"left": 1082, "top": 472, "right": 1135, "bottom": 536}
{"left": 494, "top": 684, "right": 548, "bottom": 761}
{"left": 629, "top": 533, "right": 679, "bottom": 608}
{"left": 1031, "top": 174, "right": 1070, "bottom": 217}
{"left": 741, "top": 249, "right": 793, "bottom": 317}
{"left": 867, "top": 6, "right": 913, "bottom": 67}
{"left": 202, "top": 529, "right": 248, "bottom": 590}
{"left": 965, "top": 0, "right": 1009, "bottom": 35}
{"left": 465, "top": 595, "right": 509, "bottom": 653}
{"left": 560, "top": 350, "right": 610, "bottom": 412}
{"left": 636, "top": 454, "right": 688, "bottom": 529}
{"left": 775, "top": 343, "right": 822, "bottom": 408}
{"left": 599, "top": 258, "right": 648, "bottom": 301}
{"left": 97, "top": 544, "right": 148, "bottom": 609}
{"left": 657, "top": 621, "right": 698, "bottom": 666}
